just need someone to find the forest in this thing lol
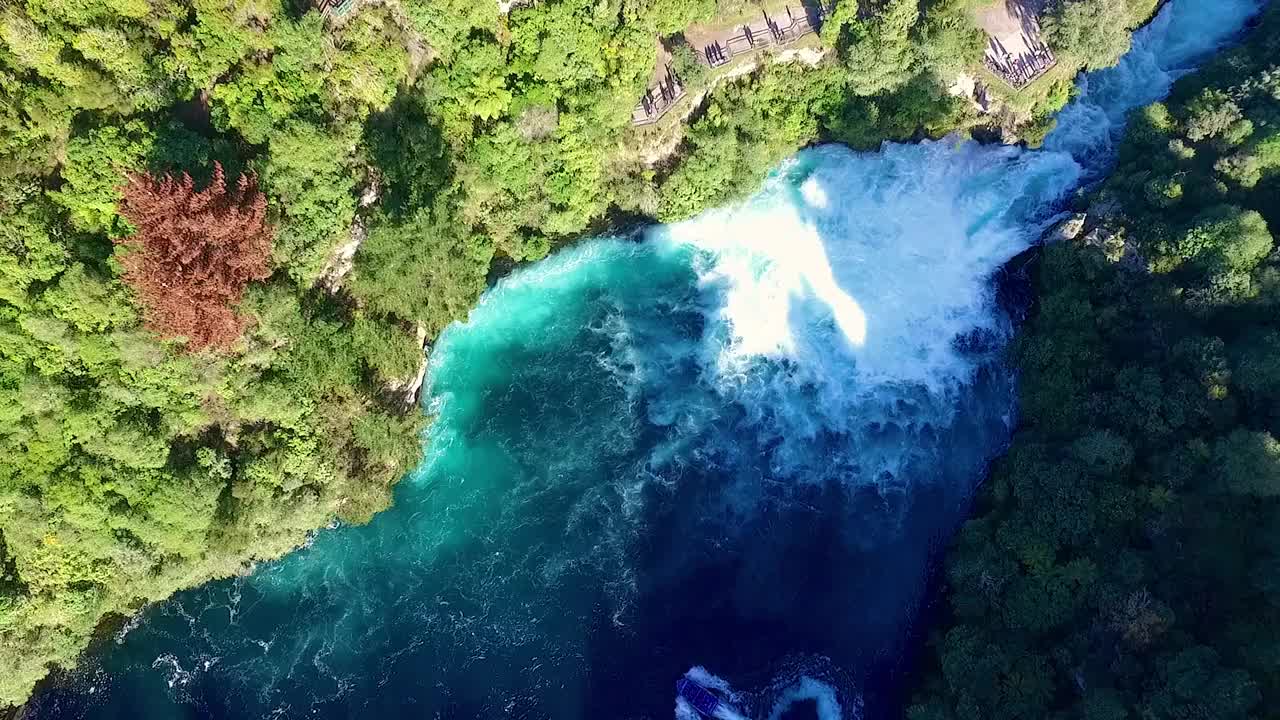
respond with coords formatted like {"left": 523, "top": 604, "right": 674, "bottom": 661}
{"left": 908, "top": 4, "right": 1280, "bottom": 718}
{"left": 0, "top": 0, "right": 1191, "bottom": 708}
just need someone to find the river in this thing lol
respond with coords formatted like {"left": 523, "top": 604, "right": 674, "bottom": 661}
{"left": 25, "top": 1, "right": 1262, "bottom": 717}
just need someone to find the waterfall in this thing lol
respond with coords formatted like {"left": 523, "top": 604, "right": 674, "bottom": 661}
{"left": 24, "top": 1, "right": 1261, "bottom": 719}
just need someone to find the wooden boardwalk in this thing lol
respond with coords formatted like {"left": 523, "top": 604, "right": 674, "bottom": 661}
{"left": 631, "top": 2, "right": 834, "bottom": 126}
{"left": 699, "top": 2, "right": 834, "bottom": 68}
{"left": 632, "top": 66, "right": 686, "bottom": 126}
{"left": 315, "top": 0, "right": 356, "bottom": 17}
{"left": 975, "top": 0, "right": 1056, "bottom": 89}
{"left": 984, "top": 34, "right": 1055, "bottom": 88}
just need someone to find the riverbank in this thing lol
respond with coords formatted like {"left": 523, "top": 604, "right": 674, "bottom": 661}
{"left": 908, "top": 2, "right": 1276, "bottom": 717}
{"left": 0, "top": 0, "right": 1217, "bottom": 712}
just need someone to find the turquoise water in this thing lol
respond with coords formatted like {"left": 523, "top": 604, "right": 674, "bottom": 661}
{"left": 27, "top": 1, "right": 1262, "bottom": 717}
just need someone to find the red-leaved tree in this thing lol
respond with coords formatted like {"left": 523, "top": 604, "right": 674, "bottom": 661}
{"left": 117, "top": 163, "right": 273, "bottom": 352}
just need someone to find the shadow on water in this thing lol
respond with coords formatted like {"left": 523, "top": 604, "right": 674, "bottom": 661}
{"left": 27, "top": 151, "right": 1022, "bottom": 720}
{"left": 574, "top": 154, "right": 1023, "bottom": 718}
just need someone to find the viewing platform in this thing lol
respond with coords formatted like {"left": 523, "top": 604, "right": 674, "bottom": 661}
{"left": 314, "top": 0, "right": 357, "bottom": 18}
{"left": 631, "top": 1, "right": 835, "bottom": 126}
{"left": 695, "top": 1, "right": 834, "bottom": 68}
{"left": 976, "top": 0, "right": 1056, "bottom": 88}
{"left": 632, "top": 66, "right": 687, "bottom": 127}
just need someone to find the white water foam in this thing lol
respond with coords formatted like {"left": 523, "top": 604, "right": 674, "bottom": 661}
{"left": 660, "top": 141, "right": 1079, "bottom": 391}
{"left": 679, "top": 663, "right": 857, "bottom": 720}
{"left": 1045, "top": 0, "right": 1262, "bottom": 168}
{"left": 764, "top": 676, "right": 845, "bottom": 720}
{"left": 671, "top": 0, "right": 1263, "bottom": 713}
{"left": 644, "top": 141, "right": 1079, "bottom": 493}
{"left": 676, "top": 667, "right": 754, "bottom": 720}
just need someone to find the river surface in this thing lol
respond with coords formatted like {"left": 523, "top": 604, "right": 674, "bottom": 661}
{"left": 26, "top": 1, "right": 1261, "bottom": 717}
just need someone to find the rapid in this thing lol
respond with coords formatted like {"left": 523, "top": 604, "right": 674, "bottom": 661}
{"left": 26, "top": 1, "right": 1262, "bottom": 717}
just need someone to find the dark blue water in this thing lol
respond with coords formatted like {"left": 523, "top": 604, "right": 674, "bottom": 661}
{"left": 25, "top": 2, "right": 1261, "bottom": 717}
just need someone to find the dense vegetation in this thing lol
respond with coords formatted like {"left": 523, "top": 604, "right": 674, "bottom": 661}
{"left": 909, "top": 5, "right": 1280, "bottom": 719}
{"left": 0, "top": 0, "right": 1045, "bottom": 706}
{"left": 1042, "top": 0, "right": 1157, "bottom": 71}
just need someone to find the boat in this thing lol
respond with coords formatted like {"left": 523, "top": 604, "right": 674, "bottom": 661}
{"left": 676, "top": 677, "right": 722, "bottom": 717}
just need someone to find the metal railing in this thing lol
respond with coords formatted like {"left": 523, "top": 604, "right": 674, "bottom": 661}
{"left": 984, "top": 34, "right": 1056, "bottom": 89}
{"left": 630, "top": 2, "right": 834, "bottom": 126}
{"left": 632, "top": 67, "right": 687, "bottom": 127}
{"left": 702, "top": 2, "right": 834, "bottom": 68}
{"left": 316, "top": 0, "right": 356, "bottom": 18}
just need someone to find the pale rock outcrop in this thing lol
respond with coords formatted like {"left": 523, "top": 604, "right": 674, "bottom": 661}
{"left": 318, "top": 176, "right": 381, "bottom": 293}
{"left": 1080, "top": 225, "right": 1144, "bottom": 270}
{"left": 1049, "top": 212, "right": 1087, "bottom": 243}
{"left": 384, "top": 324, "right": 431, "bottom": 407}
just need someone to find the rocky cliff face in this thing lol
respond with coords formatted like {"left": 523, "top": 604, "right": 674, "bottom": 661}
{"left": 318, "top": 175, "right": 381, "bottom": 293}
